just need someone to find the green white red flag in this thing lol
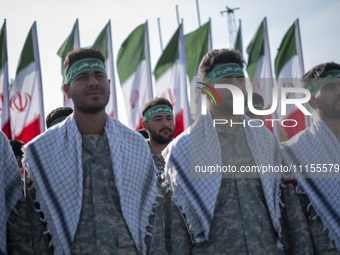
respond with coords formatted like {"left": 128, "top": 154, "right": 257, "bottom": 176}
{"left": 154, "top": 24, "right": 190, "bottom": 137}
{"left": 185, "top": 21, "right": 212, "bottom": 120}
{"left": 274, "top": 19, "right": 307, "bottom": 139}
{"left": 234, "top": 19, "right": 243, "bottom": 57}
{"left": 57, "top": 19, "right": 80, "bottom": 108}
{"left": 0, "top": 20, "right": 11, "bottom": 138}
{"left": 93, "top": 20, "right": 118, "bottom": 118}
{"left": 117, "top": 22, "right": 153, "bottom": 130}
{"left": 10, "top": 21, "right": 45, "bottom": 143}
{"left": 246, "top": 17, "right": 280, "bottom": 141}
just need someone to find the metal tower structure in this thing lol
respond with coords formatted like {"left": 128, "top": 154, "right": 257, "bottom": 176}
{"left": 220, "top": 6, "right": 240, "bottom": 48}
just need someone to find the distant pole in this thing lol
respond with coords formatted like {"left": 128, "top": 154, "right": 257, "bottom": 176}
{"left": 208, "top": 17, "right": 213, "bottom": 49}
{"left": 176, "top": 5, "right": 180, "bottom": 26}
{"left": 157, "top": 17, "right": 163, "bottom": 51}
{"left": 196, "top": 0, "right": 201, "bottom": 27}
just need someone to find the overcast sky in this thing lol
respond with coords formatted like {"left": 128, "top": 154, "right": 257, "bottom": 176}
{"left": 2, "top": 0, "right": 339, "bottom": 119}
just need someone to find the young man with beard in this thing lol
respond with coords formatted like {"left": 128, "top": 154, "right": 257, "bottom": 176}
{"left": 162, "top": 49, "right": 288, "bottom": 254}
{"left": 141, "top": 97, "right": 191, "bottom": 255}
{"left": 142, "top": 97, "right": 175, "bottom": 173}
{"left": 282, "top": 62, "right": 340, "bottom": 253}
{"left": 23, "top": 47, "right": 158, "bottom": 255}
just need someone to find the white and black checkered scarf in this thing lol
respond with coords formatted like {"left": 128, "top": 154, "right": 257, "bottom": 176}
{"left": 0, "top": 131, "right": 21, "bottom": 254}
{"left": 282, "top": 118, "right": 340, "bottom": 250}
{"left": 23, "top": 114, "right": 158, "bottom": 255}
{"left": 162, "top": 114, "right": 283, "bottom": 248}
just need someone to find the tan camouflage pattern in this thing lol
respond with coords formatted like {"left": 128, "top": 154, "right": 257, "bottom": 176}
{"left": 7, "top": 183, "right": 53, "bottom": 255}
{"left": 71, "top": 134, "right": 138, "bottom": 255}
{"left": 281, "top": 180, "right": 315, "bottom": 255}
{"left": 146, "top": 151, "right": 191, "bottom": 255}
{"left": 151, "top": 152, "right": 165, "bottom": 173}
{"left": 285, "top": 181, "right": 340, "bottom": 255}
{"left": 191, "top": 125, "right": 284, "bottom": 255}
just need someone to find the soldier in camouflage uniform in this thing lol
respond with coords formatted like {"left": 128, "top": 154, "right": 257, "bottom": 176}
{"left": 141, "top": 97, "right": 191, "bottom": 254}
{"left": 6, "top": 108, "right": 75, "bottom": 255}
{"left": 282, "top": 62, "right": 340, "bottom": 254}
{"left": 6, "top": 139, "right": 52, "bottom": 255}
{"left": 23, "top": 47, "right": 158, "bottom": 255}
{"left": 162, "top": 49, "right": 294, "bottom": 254}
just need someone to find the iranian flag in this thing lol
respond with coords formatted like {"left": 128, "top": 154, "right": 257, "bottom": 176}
{"left": 185, "top": 21, "right": 211, "bottom": 121}
{"left": 93, "top": 20, "right": 118, "bottom": 118}
{"left": 246, "top": 17, "right": 280, "bottom": 141}
{"left": 57, "top": 19, "right": 80, "bottom": 108}
{"left": 10, "top": 21, "right": 45, "bottom": 143}
{"left": 274, "top": 19, "right": 306, "bottom": 139}
{"left": 154, "top": 24, "right": 190, "bottom": 137}
{"left": 0, "top": 20, "right": 11, "bottom": 138}
{"left": 234, "top": 19, "right": 243, "bottom": 57}
{"left": 117, "top": 22, "right": 153, "bottom": 130}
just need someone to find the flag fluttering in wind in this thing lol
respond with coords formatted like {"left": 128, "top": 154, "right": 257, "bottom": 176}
{"left": 185, "top": 21, "right": 212, "bottom": 121}
{"left": 154, "top": 24, "right": 190, "bottom": 137}
{"left": 57, "top": 19, "right": 80, "bottom": 109}
{"left": 246, "top": 17, "right": 280, "bottom": 141}
{"left": 0, "top": 20, "right": 11, "bottom": 138}
{"left": 275, "top": 19, "right": 307, "bottom": 139}
{"left": 234, "top": 19, "right": 243, "bottom": 57}
{"left": 117, "top": 21, "right": 153, "bottom": 130}
{"left": 10, "top": 21, "right": 45, "bottom": 143}
{"left": 93, "top": 20, "right": 118, "bottom": 118}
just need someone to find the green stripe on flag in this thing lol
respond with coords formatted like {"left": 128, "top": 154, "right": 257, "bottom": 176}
{"left": 0, "top": 21, "right": 7, "bottom": 69}
{"left": 246, "top": 20, "right": 265, "bottom": 80}
{"left": 117, "top": 23, "right": 145, "bottom": 84}
{"left": 16, "top": 27, "right": 35, "bottom": 75}
{"left": 57, "top": 20, "right": 77, "bottom": 75}
{"left": 93, "top": 23, "right": 109, "bottom": 60}
{"left": 185, "top": 21, "right": 210, "bottom": 82}
{"left": 154, "top": 27, "right": 180, "bottom": 81}
{"left": 234, "top": 21, "right": 242, "bottom": 56}
{"left": 274, "top": 21, "right": 297, "bottom": 77}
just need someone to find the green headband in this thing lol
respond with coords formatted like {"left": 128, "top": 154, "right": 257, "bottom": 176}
{"left": 204, "top": 63, "right": 245, "bottom": 85}
{"left": 143, "top": 105, "right": 173, "bottom": 122}
{"left": 245, "top": 103, "right": 264, "bottom": 114}
{"left": 66, "top": 58, "right": 107, "bottom": 84}
{"left": 49, "top": 116, "right": 68, "bottom": 128}
{"left": 307, "top": 69, "right": 340, "bottom": 96}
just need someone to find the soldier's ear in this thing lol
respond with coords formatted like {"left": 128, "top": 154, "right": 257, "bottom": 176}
{"left": 142, "top": 121, "right": 148, "bottom": 131}
{"left": 309, "top": 96, "right": 317, "bottom": 110}
{"left": 63, "top": 84, "right": 71, "bottom": 99}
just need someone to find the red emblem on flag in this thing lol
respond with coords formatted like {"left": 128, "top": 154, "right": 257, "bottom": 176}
{"left": 130, "top": 89, "right": 139, "bottom": 109}
{"left": 0, "top": 93, "right": 3, "bottom": 111}
{"left": 10, "top": 92, "right": 31, "bottom": 112}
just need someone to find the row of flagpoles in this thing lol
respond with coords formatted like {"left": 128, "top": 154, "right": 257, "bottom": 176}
{"left": 0, "top": 17, "right": 306, "bottom": 144}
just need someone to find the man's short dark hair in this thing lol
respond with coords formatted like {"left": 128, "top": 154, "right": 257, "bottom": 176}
{"left": 142, "top": 97, "right": 173, "bottom": 118}
{"left": 9, "top": 139, "right": 25, "bottom": 157}
{"left": 63, "top": 47, "right": 106, "bottom": 77}
{"left": 46, "top": 107, "right": 73, "bottom": 129}
{"left": 303, "top": 62, "right": 340, "bottom": 87}
{"left": 200, "top": 49, "right": 246, "bottom": 79}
